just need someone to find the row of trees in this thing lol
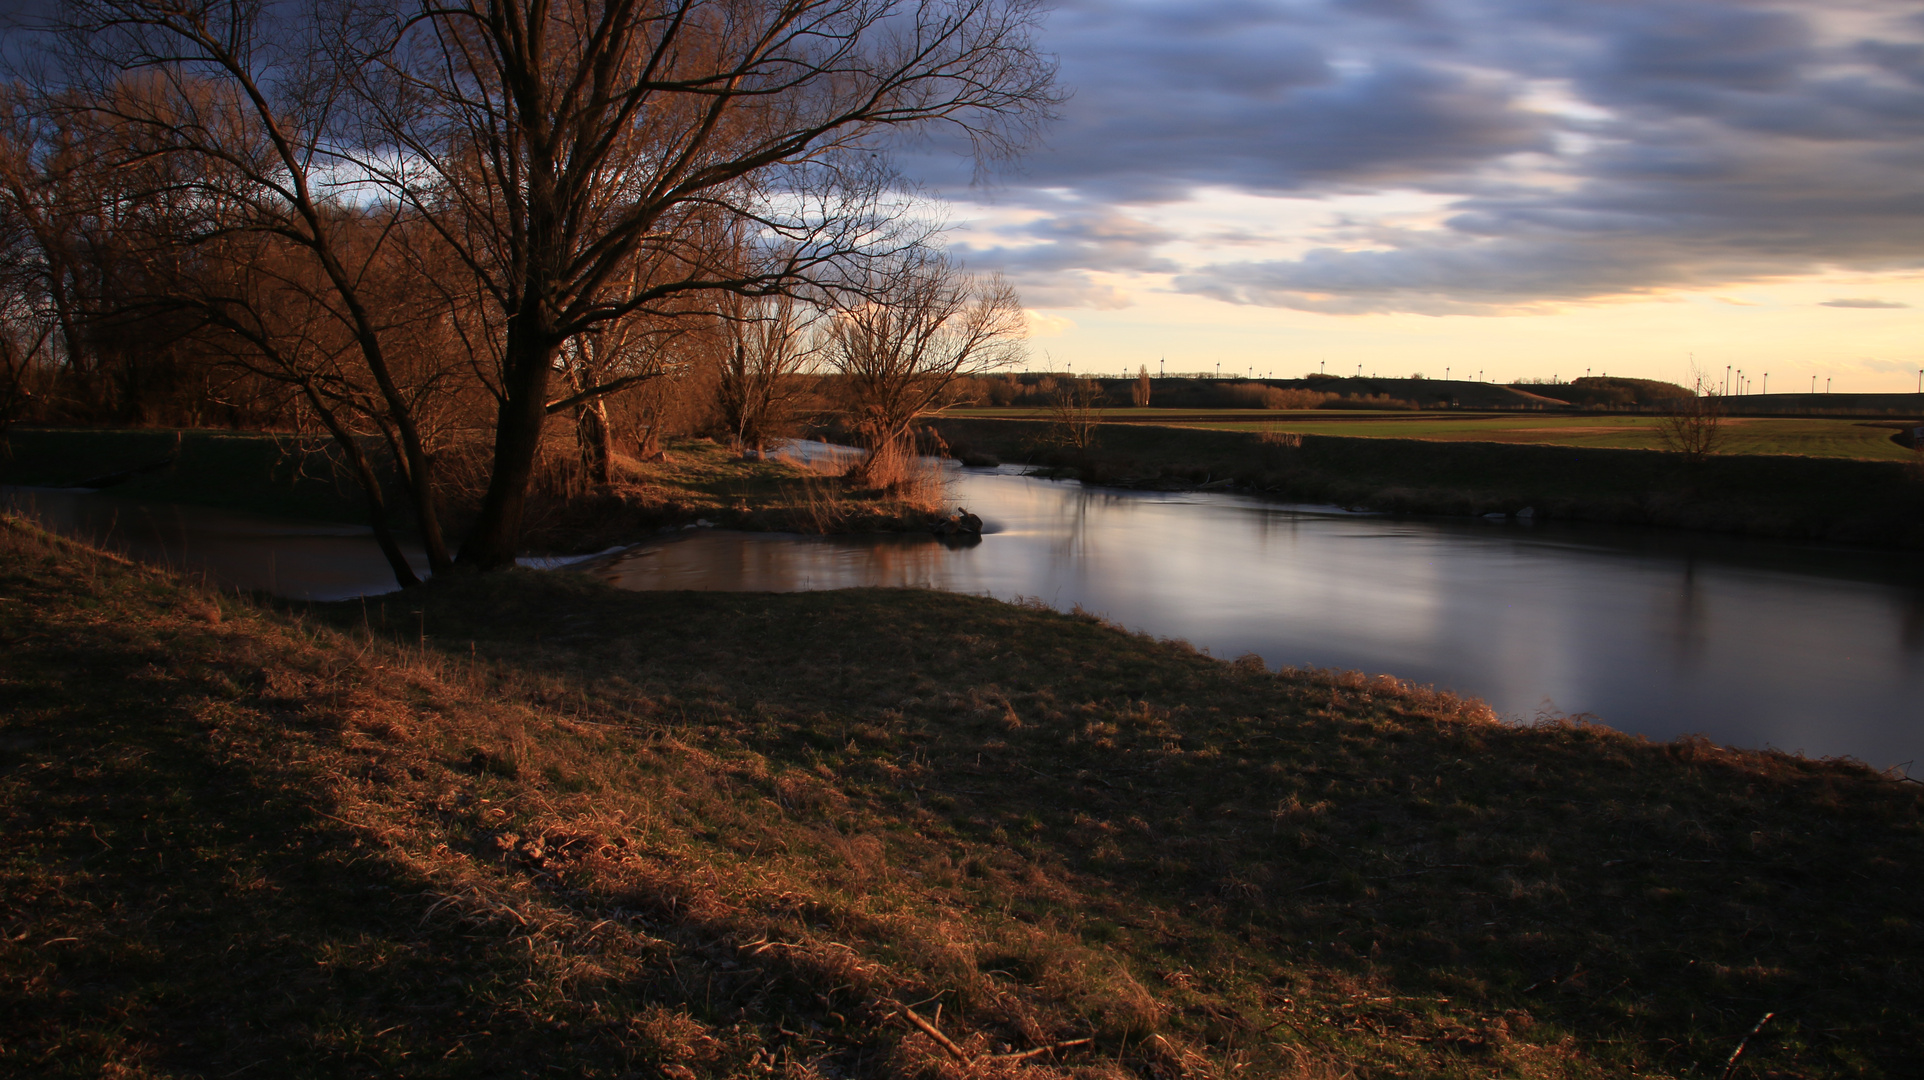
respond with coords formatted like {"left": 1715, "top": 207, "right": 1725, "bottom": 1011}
{"left": 0, "top": 0, "right": 1054, "bottom": 583}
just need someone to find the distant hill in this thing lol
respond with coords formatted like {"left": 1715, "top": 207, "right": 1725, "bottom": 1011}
{"left": 1069, "top": 375, "right": 1573, "bottom": 410}
{"left": 962, "top": 372, "right": 1921, "bottom": 416}
{"left": 1514, "top": 377, "right": 1693, "bottom": 407}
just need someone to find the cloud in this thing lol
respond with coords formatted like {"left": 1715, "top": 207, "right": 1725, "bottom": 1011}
{"left": 915, "top": 0, "right": 1924, "bottom": 315}
{"left": 1819, "top": 298, "right": 1912, "bottom": 308}
{"left": 1024, "top": 311, "right": 1078, "bottom": 337}
{"left": 952, "top": 204, "right": 1180, "bottom": 276}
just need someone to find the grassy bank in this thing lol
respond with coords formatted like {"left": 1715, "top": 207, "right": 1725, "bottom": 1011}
{"left": 933, "top": 418, "right": 1924, "bottom": 549}
{"left": 4, "top": 517, "right": 1921, "bottom": 1078}
{"left": 947, "top": 409, "right": 1920, "bottom": 461}
{"left": 0, "top": 428, "right": 936, "bottom": 552}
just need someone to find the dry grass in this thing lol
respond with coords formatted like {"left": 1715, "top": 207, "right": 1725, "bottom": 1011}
{"left": 3, "top": 517, "right": 1922, "bottom": 1078}
{"left": 516, "top": 438, "right": 946, "bottom": 550}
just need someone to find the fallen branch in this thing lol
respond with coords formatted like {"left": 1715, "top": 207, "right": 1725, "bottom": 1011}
{"left": 990, "top": 1037, "right": 1095, "bottom": 1062}
{"left": 900, "top": 1005, "right": 970, "bottom": 1062}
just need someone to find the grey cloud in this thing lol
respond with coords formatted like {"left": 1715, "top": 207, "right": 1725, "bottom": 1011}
{"left": 951, "top": 204, "right": 1181, "bottom": 307}
{"left": 1174, "top": 123, "right": 1924, "bottom": 313}
{"left": 1820, "top": 298, "right": 1911, "bottom": 309}
{"left": 1015, "top": 60, "right": 1551, "bottom": 202}
{"left": 1011, "top": 273, "right": 1139, "bottom": 310}
{"left": 1604, "top": 4, "right": 1813, "bottom": 93}
{"left": 920, "top": 0, "right": 1924, "bottom": 312}
{"left": 1335, "top": 0, "right": 1440, "bottom": 24}
{"left": 951, "top": 204, "right": 1180, "bottom": 274}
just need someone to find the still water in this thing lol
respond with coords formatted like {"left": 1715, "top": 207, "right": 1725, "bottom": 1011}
{"left": 9, "top": 463, "right": 1922, "bottom": 769}
{"left": 3, "top": 486, "right": 431, "bottom": 600}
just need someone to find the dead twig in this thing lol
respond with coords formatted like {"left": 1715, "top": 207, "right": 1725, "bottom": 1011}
{"left": 900, "top": 1005, "right": 970, "bottom": 1062}
{"left": 1720, "top": 1011, "right": 1775, "bottom": 1080}
{"left": 990, "top": 1037, "right": 1095, "bottom": 1062}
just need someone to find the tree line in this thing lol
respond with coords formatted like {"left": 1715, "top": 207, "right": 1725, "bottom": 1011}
{"left": 0, "top": 0, "right": 1054, "bottom": 584}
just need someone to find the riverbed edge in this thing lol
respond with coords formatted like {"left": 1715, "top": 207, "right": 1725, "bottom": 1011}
{"left": 931, "top": 417, "right": 1924, "bottom": 550}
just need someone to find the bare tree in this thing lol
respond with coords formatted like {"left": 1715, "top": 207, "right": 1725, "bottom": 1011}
{"left": 350, "top": 0, "right": 1058, "bottom": 568}
{"left": 827, "top": 249, "right": 1025, "bottom": 487}
{"left": 1658, "top": 373, "right": 1724, "bottom": 463}
{"left": 1132, "top": 363, "right": 1151, "bottom": 407}
{"left": 713, "top": 293, "right": 820, "bottom": 457}
{"left": 1046, "top": 375, "right": 1102, "bottom": 451}
{"left": 43, "top": 0, "right": 461, "bottom": 578}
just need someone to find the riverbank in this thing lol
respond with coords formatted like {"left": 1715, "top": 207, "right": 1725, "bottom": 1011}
{"left": 4, "top": 516, "right": 1920, "bottom": 1078}
{"left": 933, "top": 417, "right": 1924, "bottom": 549}
{"left": 0, "top": 427, "right": 938, "bottom": 553}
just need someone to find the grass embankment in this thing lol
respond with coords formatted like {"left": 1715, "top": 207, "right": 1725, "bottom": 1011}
{"left": 5, "top": 517, "right": 1922, "bottom": 1078}
{"left": 0, "top": 428, "right": 934, "bottom": 552}
{"left": 948, "top": 410, "right": 1919, "bottom": 461}
{"left": 933, "top": 418, "right": 1924, "bottom": 549}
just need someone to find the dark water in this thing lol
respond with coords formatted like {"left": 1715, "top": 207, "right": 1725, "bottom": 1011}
{"left": 2, "top": 487, "right": 430, "bottom": 601}
{"left": 9, "top": 463, "right": 1922, "bottom": 769}
{"left": 589, "top": 464, "right": 1924, "bottom": 770}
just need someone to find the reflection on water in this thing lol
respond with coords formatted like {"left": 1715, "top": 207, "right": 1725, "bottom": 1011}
{"left": 9, "top": 458, "right": 1922, "bottom": 769}
{"left": 2, "top": 487, "right": 427, "bottom": 601}
{"left": 592, "top": 464, "right": 1924, "bottom": 770}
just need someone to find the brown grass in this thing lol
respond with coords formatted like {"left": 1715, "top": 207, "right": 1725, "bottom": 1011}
{"left": 516, "top": 438, "right": 944, "bottom": 550}
{"left": 3, "top": 517, "right": 1921, "bottom": 1078}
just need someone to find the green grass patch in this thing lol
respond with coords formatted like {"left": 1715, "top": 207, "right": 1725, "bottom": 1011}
{"left": 949, "top": 409, "right": 1919, "bottom": 461}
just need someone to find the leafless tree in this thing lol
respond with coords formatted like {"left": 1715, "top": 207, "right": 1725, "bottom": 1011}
{"left": 713, "top": 293, "right": 820, "bottom": 457}
{"left": 349, "top": 0, "right": 1058, "bottom": 567}
{"left": 16, "top": 0, "right": 1055, "bottom": 572}
{"left": 827, "top": 249, "right": 1025, "bottom": 486}
{"left": 1046, "top": 375, "right": 1102, "bottom": 451}
{"left": 1133, "top": 364, "right": 1151, "bottom": 407}
{"left": 1658, "top": 372, "right": 1724, "bottom": 463}
{"left": 182, "top": 228, "right": 438, "bottom": 584}
{"left": 42, "top": 0, "right": 460, "bottom": 578}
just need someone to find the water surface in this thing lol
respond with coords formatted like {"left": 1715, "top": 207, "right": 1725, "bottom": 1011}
{"left": 10, "top": 465, "right": 1921, "bottom": 769}
{"left": 589, "top": 465, "right": 1924, "bottom": 769}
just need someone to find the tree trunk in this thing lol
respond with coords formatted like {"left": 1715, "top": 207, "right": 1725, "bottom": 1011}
{"left": 457, "top": 316, "right": 556, "bottom": 571}
{"left": 301, "top": 383, "right": 419, "bottom": 589}
{"left": 576, "top": 395, "right": 612, "bottom": 485}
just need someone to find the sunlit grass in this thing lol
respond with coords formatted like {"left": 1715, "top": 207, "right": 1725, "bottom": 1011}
{"left": 949, "top": 409, "right": 1917, "bottom": 460}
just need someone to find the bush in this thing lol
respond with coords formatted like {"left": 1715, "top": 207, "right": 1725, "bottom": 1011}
{"left": 1220, "top": 383, "right": 1334, "bottom": 409}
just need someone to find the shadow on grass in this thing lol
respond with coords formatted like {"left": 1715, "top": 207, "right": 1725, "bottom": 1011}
{"left": 354, "top": 569, "right": 1924, "bottom": 1079}
{"left": 6, "top": 520, "right": 1921, "bottom": 1078}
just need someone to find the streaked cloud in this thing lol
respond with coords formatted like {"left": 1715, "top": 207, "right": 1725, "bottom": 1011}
{"left": 1819, "top": 298, "right": 1912, "bottom": 309}
{"left": 915, "top": 0, "right": 1924, "bottom": 319}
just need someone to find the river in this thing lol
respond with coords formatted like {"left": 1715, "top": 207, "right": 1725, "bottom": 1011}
{"left": 9, "top": 459, "right": 1921, "bottom": 770}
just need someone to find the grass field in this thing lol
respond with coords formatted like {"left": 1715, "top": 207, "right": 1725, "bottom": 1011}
{"left": 4, "top": 517, "right": 1922, "bottom": 1078}
{"left": 949, "top": 409, "right": 1920, "bottom": 461}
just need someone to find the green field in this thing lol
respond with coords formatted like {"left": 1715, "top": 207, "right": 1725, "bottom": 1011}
{"left": 951, "top": 408, "right": 1920, "bottom": 460}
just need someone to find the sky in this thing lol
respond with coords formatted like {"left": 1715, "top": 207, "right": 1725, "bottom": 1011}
{"left": 903, "top": 0, "right": 1924, "bottom": 392}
